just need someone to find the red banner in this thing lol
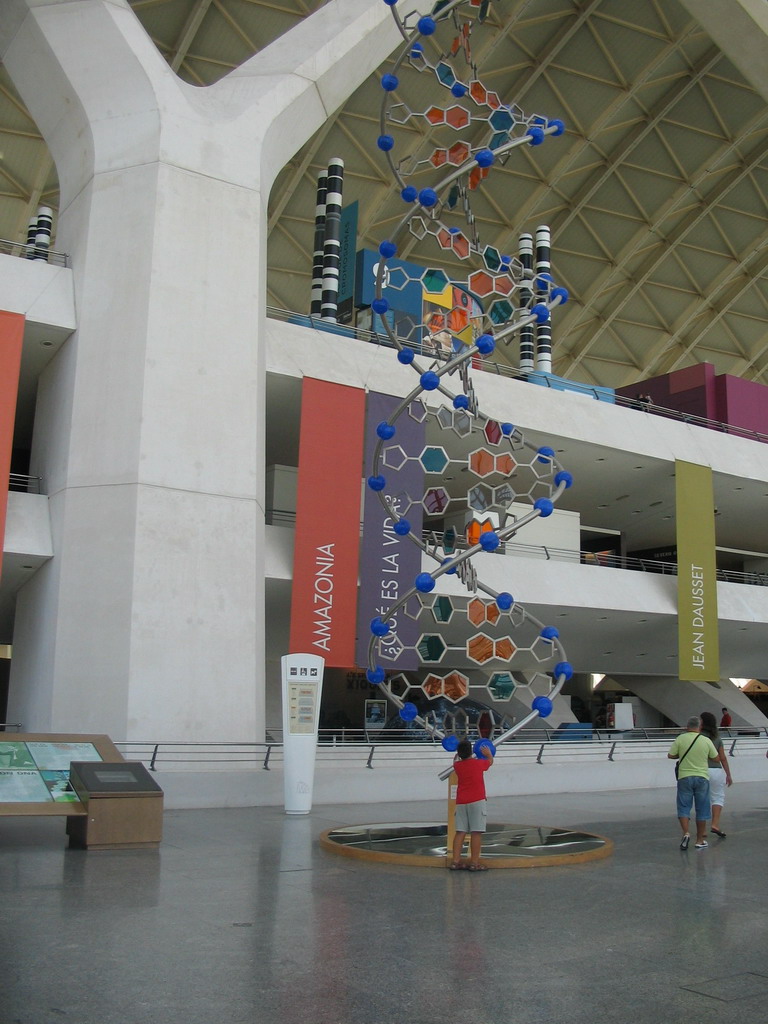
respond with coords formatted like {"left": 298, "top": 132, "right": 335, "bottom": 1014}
{"left": 0, "top": 311, "right": 25, "bottom": 584}
{"left": 289, "top": 378, "right": 365, "bottom": 665}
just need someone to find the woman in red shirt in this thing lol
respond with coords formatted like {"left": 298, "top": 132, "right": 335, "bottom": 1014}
{"left": 450, "top": 738, "right": 494, "bottom": 871}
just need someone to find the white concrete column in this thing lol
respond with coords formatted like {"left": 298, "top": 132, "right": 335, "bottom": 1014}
{"left": 1, "top": 0, "right": 403, "bottom": 740}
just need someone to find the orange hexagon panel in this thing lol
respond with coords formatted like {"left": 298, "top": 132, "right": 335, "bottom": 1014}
{"left": 467, "top": 633, "right": 495, "bottom": 664}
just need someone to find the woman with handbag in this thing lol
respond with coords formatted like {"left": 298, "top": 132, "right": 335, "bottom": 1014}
{"left": 700, "top": 710, "right": 733, "bottom": 837}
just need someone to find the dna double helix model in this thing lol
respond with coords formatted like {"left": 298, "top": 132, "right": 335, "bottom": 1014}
{"left": 364, "top": 0, "right": 575, "bottom": 753}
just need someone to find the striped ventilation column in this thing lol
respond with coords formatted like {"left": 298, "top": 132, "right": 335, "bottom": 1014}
{"left": 320, "top": 158, "right": 345, "bottom": 323}
{"left": 518, "top": 232, "right": 535, "bottom": 372}
{"left": 34, "top": 206, "right": 53, "bottom": 262}
{"left": 534, "top": 224, "right": 552, "bottom": 372}
{"left": 24, "top": 215, "right": 38, "bottom": 259}
{"left": 310, "top": 172, "right": 327, "bottom": 317}
{"left": 24, "top": 206, "right": 53, "bottom": 262}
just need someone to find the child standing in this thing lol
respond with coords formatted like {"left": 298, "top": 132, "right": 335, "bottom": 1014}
{"left": 450, "top": 738, "right": 494, "bottom": 871}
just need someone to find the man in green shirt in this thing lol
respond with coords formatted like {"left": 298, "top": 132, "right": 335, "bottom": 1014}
{"left": 668, "top": 716, "right": 720, "bottom": 850}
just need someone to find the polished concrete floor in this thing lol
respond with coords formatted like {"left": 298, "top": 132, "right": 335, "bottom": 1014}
{"left": 3, "top": 782, "right": 768, "bottom": 1024}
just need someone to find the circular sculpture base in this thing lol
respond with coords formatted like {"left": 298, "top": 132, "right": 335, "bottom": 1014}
{"left": 320, "top": 822, "right": 613, "bottom": 868}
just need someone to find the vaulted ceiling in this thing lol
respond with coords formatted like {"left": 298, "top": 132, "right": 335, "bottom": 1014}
{"left": 1, "top": 0, "right": 767, "bottom": 390}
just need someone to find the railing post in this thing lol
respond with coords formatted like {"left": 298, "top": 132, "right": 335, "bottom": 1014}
{"left": 536, "top": 744, "right": 545, "bottom": 764}
{"left": 263, "top": 745, "right": 272, "bottom": 770}
{"left": 149, "top": 744, "right": 159, "bottom": 771}
{"left": 608, "top": 741, "right": 617, "bottom": 761}
{"left": 366, "top": 745, "right": 376, "bottom": 769}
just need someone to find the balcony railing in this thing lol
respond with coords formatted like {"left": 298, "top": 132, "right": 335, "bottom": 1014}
{"left": 267, "top": 304, "right": 768, "bottom": 446}
{"left": 1, "top": 236, "right": 69, "bottom": 268}
{"left": 8, "top": 473, "right": 43, "bottom": 494}
{"left": 113, "top": 728, "right": 768, "bottom": 773}
{"left": 266, "top": 510, "right": 768, "bottom": 588}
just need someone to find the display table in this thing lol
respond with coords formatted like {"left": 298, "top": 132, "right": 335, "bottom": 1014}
{"left": 66, "top": 761, "right": 163, "bottom": 850}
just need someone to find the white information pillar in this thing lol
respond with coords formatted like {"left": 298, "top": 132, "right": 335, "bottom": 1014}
{"left": 280, "top": 654, "right": 325, "bottom": 814}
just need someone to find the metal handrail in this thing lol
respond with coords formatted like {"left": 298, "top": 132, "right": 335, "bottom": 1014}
{"left": 1, "top": 236, "right": 69, "bottom": 267}
{"left": 266, "top": 304, "right": 768, "bottom": 446}
{"left": 114, "top": 728, "right": 768, "bottom": 772}
{"left": 8, "top": 473, "right": 43, "bottom": 494}
{"left": 265, "top": 511, "right": 768, "bottom": 588}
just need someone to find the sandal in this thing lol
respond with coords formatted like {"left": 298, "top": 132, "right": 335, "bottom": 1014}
{"left": 711, "top": 827, "right": 727, "bottom": 838}
{"left": 448, "top": 862, "right": 464, "bottom": 870}
{"left": 468, "top": 864, "right": 489, "bottom": 871}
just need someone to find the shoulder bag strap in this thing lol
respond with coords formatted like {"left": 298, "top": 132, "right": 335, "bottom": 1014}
{"left": 678, "top": 733, "right": 701, "bottom": 768}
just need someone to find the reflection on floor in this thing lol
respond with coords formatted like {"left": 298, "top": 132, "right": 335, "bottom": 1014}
{"left": 3, "top": 784, "right": 768, "bottom": 1024}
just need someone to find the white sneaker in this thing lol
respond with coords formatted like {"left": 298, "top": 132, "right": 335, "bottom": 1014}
{"left": 695, "top": 840, "right": 708, "bottom": 849}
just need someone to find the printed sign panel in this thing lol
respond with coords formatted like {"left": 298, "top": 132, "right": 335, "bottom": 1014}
{"left": 676, "top": 460, "right": 719, "bottom": 681}
{"left": 289, "top": 378, "right": 365, "bottom": 666}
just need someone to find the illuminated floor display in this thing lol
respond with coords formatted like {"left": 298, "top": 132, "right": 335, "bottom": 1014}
{"left": 321, "top": 821, "right": 613, "bottom": 869}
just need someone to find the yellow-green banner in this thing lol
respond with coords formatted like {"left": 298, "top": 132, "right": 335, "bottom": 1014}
{"left": 676, "top": 460, "right": 719, "bottom": 681}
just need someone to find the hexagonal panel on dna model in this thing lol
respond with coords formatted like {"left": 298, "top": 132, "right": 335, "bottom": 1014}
{"left": 445, "top": 106, "right": 471, "bottom": 130}
{"left": 468, "top": 483, "right": 493, "bottom": 513}
{"left": 451, "top": 409, "right": 474, "bottom": 437}
{"left": 442, "top": 526, "right": 457, "bottom": 553}
{"left": 422, "top": 672, "right": 444, "bottom": 698}
{"left": 436, "top": 406, "right": 454, "bottom": 431}
{"left": 481, "top": 246, "right": 503, "bottom": 272}
{"left": 468, "top": 270, "right": 495, "bottom": 297}
{"left": 467, "top": 633, "right": 495, "bottom": 665}
{"left": 487, "top": 671, "right": 517, "bottom": 701}
{"left": 443, "top": 671, "right": 469, "bottom": 702}
{"left": 421, "top": 268, "right": 451, "bottom": 294}
{"left": 443, "top": 231, "right": 470, "bottom": 259}
{"left": 420, "top": 446, "right": 450, "bottom": 473}
{"left": 469, "top": 448, "right": 496, "bottom": 478}
{"left": 492, "top": 482, "right": 516, "bottom": 508}
{"left": 431, "top": 595, "right": 456, "bottom": 623}
{"left": 488, "top": 298, "right": 514, "bottom": 325}
{"left": 434, "top": 61, "right": 456, "bottom": 88}
{"left": 467, "top": 597, "right": 501, "bottom": 627}
{"left": 423, "top": 486, "right": 451, "bottom": 515}
{"left": 418, "top": 633, "right": 448, "bottom": 663}
{"left": 483, "top": 419, "right": 503, "bottom": 446}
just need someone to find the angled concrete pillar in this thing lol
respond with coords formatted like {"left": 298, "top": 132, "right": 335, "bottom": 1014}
{"left": 1, "top": 0, "right": 403, "bottom": 739}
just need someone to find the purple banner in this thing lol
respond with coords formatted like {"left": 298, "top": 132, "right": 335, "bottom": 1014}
{"left": 355, "top": 392, "right": 425, "bottom": 670}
